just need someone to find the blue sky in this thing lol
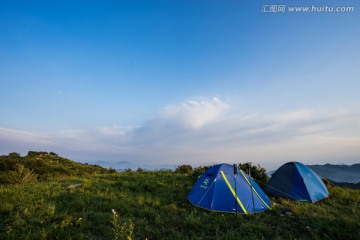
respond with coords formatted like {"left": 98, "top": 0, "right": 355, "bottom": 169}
{"left": 1, "top": 0, "right": 359, "bottom": 170}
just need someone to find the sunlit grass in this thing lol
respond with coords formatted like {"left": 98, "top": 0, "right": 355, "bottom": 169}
{"left": 1, "top": 171, "right": 359, "bottom": 239}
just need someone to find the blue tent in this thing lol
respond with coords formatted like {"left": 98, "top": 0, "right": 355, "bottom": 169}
{"left": 266, "top": 162, "right": 329, "bottom": 203}
{"left": 187, "top": 164, "right": 271, "bottom": 214}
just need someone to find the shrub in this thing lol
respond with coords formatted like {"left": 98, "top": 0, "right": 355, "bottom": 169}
{"left": 175, "top": 165, "right": 193, "bottom": 174}
{"left": 27, "top": 151, "right": 48, "bottom": 157}
{"left": 8, "top": 152, "right": 21, "bottom": 158}
{"left": 190, "top": 165, "right": 213, "bottom": 183}
{"left": 239, "top": 162, "right": 268, "bottom": 189}
{"left": 4, "top": 164, "right": 38, "bottom": 185}
{"left": 136, "top": 168, "right": 145, "bottom": 173}
{"left": 124, "top": 168, "right": 133, "bottom": 173}
{"left": 49, "top": 152, "right": 58, "bottom": 157}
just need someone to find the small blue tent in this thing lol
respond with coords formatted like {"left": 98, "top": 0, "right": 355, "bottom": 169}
{"left": 266, "top": 162, "right": 329, "bottom": 203}
{"left": 187, "top": 164, "right": 271, "bottom": 214}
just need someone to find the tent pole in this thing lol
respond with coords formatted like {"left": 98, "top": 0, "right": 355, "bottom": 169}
{"left": 249, "top": 165, "right": 256, "bottom": 213}
{"left": 234, "top": 164, "right": 238, "bottom": 218}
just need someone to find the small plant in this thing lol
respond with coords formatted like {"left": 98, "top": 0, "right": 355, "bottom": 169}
{"left": 111, "top": 209, "right": 134, "bottom": 240}
{"left": 5, "top": 164, "right": 37, "bottom": 185}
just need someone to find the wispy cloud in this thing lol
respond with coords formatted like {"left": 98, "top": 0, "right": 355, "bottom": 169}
{"left": 0, "top": 128, "right": 53, "bottom": 145}
{"left": 1, "top": 97, "right": 359, "bottom": 169}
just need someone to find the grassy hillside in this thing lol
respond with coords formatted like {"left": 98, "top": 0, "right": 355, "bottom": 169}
{"left": 0, "top": 152, "right": 112, "bottom": 183}
{"left": 0, "top": 153, "right": 359, "bottom": 239}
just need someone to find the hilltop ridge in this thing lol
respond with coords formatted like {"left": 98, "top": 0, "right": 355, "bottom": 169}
{"left": 0, "top": 151, "right": 112, "bottom": 183}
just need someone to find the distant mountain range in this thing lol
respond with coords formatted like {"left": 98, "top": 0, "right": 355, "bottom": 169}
{"left": 268, "top": 163, "right": 360, "bottom": 184}
{"left": 308, "top": 163, "right": 360, "bottom": 184}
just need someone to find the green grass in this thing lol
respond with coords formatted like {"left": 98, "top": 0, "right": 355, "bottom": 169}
{"left": 1, "top": 170, "right": 359, "bottom": 240}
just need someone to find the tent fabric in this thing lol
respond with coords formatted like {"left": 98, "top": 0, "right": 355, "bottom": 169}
{"left": 266, "top": 162, "right": 329, "bottom": 203}
{"left": 187, "top": 163, "right": 271, "bottom": 214}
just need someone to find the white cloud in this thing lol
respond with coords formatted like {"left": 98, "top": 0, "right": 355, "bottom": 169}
{"left": 161, "top": 96, "right": 228, "bottom": 128}
{"left": 130, "top": 97, "right": 228, "bottom": 144}
{"left": 1, "top": 97, "right": 359, "bottom": 170}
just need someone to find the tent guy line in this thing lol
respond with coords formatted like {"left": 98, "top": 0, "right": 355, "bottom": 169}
{"left": 239, "top": 170, "right": 271, "bottom": 210}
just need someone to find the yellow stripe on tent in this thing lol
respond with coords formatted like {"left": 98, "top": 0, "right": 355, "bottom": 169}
{"left": 239, "top": 170, "right": 272, "bottom": 210}
{"left": 220, "top": 171, "right": 248, "bottom": 214}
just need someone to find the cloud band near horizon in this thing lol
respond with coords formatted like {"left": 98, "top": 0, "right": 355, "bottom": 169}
{"left": 1, "top": 96, "right": 359, "bottom": 170}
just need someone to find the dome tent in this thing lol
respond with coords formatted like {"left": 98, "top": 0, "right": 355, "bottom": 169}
{"left": 266, "top": 162, "right": 329, "bottom": 203}
{"left": 187, "top": 163, "right": 271, "bottom": 214}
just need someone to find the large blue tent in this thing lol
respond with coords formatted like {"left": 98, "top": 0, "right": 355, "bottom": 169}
{"left": 266, "top": 162, "right": 329, "bottom": 203}
{"left": 187, "top": 164, "right": 271, "bottom": 214}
